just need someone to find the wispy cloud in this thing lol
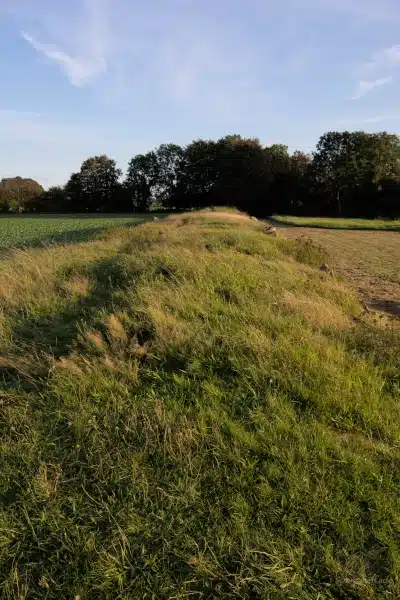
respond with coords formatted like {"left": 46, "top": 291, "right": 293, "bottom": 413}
{"left": 153, "top": 20, "right": 277, "bottom": 123}
{"left": 351, "top": 76, "right": 392, "bottom": 99}
{"left": 381, "top": 45, "right": 400, "bottom": 63}
{"left": 350, "top": 43, "right": 400, "bottom": 100}
{"left": 21, "top": 31, "right": 106, "bottom": 86}
{"left": 20, "top": 0, "right": 109, "bottom": 86}
{"left": 12, "top": 0, "right": 278, "bottom": 116}
{"left": 364, "top": 45, "right": 400, "bottom": 70}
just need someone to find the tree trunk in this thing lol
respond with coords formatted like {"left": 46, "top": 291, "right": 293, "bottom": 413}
{"left": 336, "top": 189, "right": 342, "bottom": 216}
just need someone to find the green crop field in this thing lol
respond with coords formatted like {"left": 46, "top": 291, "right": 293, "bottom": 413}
{"left": 272, "top": 215, "right": 400, "bottom": 231}
{"left": 0, "top": 215, "right": 157, "bottom": 251}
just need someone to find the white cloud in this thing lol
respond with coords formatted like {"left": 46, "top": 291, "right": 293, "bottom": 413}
{"left": 21, "top": 32, "right": 106, "bottom": 86}
{"left": 20, "top": 0, "right": 109, "bottom": 86}
{"left": 351, "top": 44, "right": 400, "bottom": 101}
{"left": 364, "top": 45, "right": 400, "bottom": 70}
{"left": 381, "top": 45, "right": 400, "bottom": 63}
{"left": 351, "top": 76, "right": 392, "bottom": 99}
{"left": 12, "top": 0, "right": 275, "bottom": 116}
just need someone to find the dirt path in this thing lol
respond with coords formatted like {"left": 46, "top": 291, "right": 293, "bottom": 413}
{"left": 275, "top": 224, "right": 400, "bottom": 316}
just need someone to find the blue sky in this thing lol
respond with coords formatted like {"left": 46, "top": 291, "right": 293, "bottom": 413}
{"left": 1, "top": 0, "right": 399, "bottom": 187}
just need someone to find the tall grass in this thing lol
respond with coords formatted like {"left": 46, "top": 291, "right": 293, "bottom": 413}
{"left": 0, "top": 211, "right": 399, "bottom": 599}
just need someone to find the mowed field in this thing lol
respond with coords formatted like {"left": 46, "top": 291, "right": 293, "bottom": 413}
{"left": 0, "top": 214, "right": 158, "bottom": 251}
{"left": 273, "top": 217, "right": 400, "bottom": 312}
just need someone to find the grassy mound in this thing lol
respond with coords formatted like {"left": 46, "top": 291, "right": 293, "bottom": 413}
{"left": 1, "top": 211, "right": 399, "bottom": 599}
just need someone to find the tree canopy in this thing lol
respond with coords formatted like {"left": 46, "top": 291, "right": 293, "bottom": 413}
{"left": 0, "top": 177, "right": 44, "bottom": 212}
{"left": 2, "top": 131, "right": 399, "bottom": 217}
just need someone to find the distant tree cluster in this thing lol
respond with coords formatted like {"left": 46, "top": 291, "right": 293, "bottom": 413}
{"left": 0, "top": 177, "right": 44, "bottom": 213}
{"left": 2, "top": 131, "right": 399, "bottom": 218}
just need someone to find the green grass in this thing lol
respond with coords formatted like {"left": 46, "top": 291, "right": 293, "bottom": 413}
{"left": 272, "top": 215, "right": 400, "bottom": 231}
{"left": 0, "top": 210, "right": 399, "bottom": 599}
{"left": 0, "top": 214, "right": 157, "bottom": 251}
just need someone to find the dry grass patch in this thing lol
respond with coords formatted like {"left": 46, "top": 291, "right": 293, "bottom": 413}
{"left": 60, "top": 275, "right": 92, "bottom": 298}
{"left": 106, "top": 314, "right": 128, "bottom": 345}
{"left": 85, "top": 330, "right": 106, "bottom": 352}
{"left": 0, "top": 241, "right": 120, "bottom": 312}
{"left": 282, "top": 290, "right": 352, "bottom": 330}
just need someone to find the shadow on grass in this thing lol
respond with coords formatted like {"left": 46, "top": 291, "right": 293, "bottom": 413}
{"left": 0, "top": 254, "right": 137, "bottom": 516}
{"left": 365, "top": 299, "right": 400, "bottom": 317}
{"left": 0, "top": 218, "right": 157, "bottom": 254}
{"left": 3, "top": 214, "right": 169, "bottom": 384}
{"left": 26, "top": 225, "right": 121, "bottom": 248}
{"left": 8, "top": 256, "right": 130, "bottom": 362}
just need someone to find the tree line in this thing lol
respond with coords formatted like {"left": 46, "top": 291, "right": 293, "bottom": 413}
{"left": 1, "top": 131, "right": 399, "bottom": 218}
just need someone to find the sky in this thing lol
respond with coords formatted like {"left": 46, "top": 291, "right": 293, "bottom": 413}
{"left": 0, "top": 0, "right": 400, "bottom": 188}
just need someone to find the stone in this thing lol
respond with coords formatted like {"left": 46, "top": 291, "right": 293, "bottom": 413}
{"left": 264, "top": 225, "right": 278, "bottom": 236}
